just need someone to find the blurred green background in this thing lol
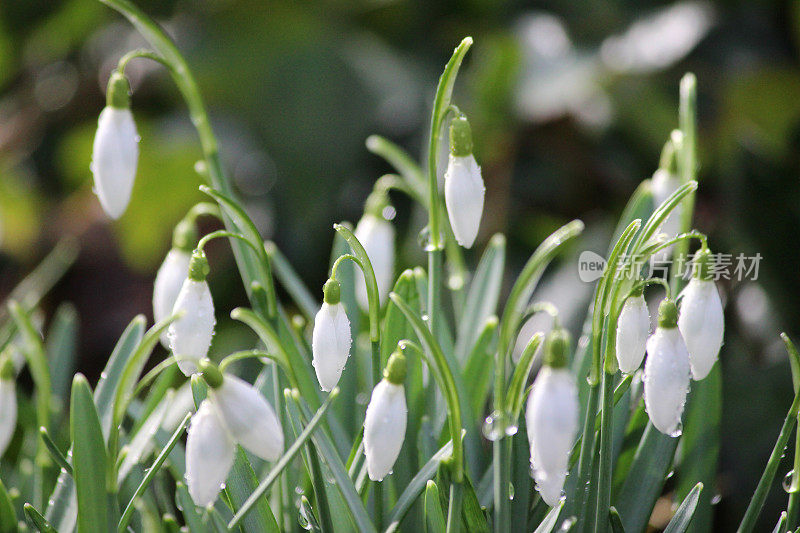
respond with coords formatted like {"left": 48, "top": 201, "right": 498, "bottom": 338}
{"left": 2, "top": 0, "right": 800, "bottom": 529}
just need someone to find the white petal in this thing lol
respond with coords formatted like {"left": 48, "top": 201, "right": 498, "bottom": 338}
{"left": 525, "top": 367, "right": 578, "bottom": 507}
{"left": 153, "top": 249, "right": 191, "bottom": 348}
{"left": 354, "top": 215, "right": 395, "bottom": 311}
{"left": 644, "top": 327, "right": 691, "bottom": 436}
{"left": 363, "top": 381, "right": 407, "bottom": 481}
{"left": 0, "top": 379, "right": 16, "bottom": 457}
{"left": 186, "top": 400, "right": 235, "bottom": 507}
{"left": 90, "top": 107, "right": 139, "bottom": 219}
{"left": 212, "top": 375, "right": 283, "bottom": 461}
{"left": 444, "top": 154, "right": 485, "bottom": 248}
{"left": 168, "top": 279, "right": 215, "bottom": 376}
{"left": 616, "top": 295, "right": 651, "bottom": 374}
{"left": 312, "top": 302, "right": 352, "bottom": 392}
{"left": 650, "top": 168, "right": 682, "bottom": 261}
{"left": 678, "top": 279, "right": 724, "bottom": 380}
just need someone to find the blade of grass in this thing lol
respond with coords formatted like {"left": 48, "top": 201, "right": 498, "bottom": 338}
{"left": 39, "top": 427, "right": 72, "bottom": 476}
{"left": 664, "top": 482, "right": 704, "bottom": 533}
{"left": 265, "top": 240, "right": 318, "bottom": 322}
{"left": 0, "top": 479, "right": 17, "bottom": 532}
{"left": 425, "top": 481, "right": 447, "bottom": 533}
{"left": 24, "top": 504, "right": 56, "bottom": 533}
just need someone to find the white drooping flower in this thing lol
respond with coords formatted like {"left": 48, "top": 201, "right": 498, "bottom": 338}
{"left": 364, "top": 351, "right": 407, "bottom": 481}
{"left": 678, "top": 250, "right": 724, "bottom": 380}
{"left": 186, "top": 361, "right": 283, "bottom": 507}
{"left": 153, "top": 249, "right": 191, "bottom": 348}
{"left": 168, "top": 251, "right": 215, "bottom": 376}
{"left": 644, "top": 299, "right": 691, "bottom": 436}
{"left": 354, "top": 213, "right": 395, "bottom": 311}
{"left": 91, "top": 71, "right": 139, "bottom": 220}
{"left": 526, "top": 329, "right": 578, "bottom": 507}
{"left": 0, "top": 357, "right": 16, "bottom": 457}
{"left": 444, "top": 116, "right": 485, "bottom": 249}
{"left": 312, "top": 279, "right": 352, "bottom": 391}
{"left": 616, "top": 293, "right": 651, "bottom": 374}
{"left": 650, "top": 167, "right": 681, "bottom": 262}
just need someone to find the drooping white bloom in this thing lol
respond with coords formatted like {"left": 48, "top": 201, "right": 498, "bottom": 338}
{"left": 651, "top": 168, "right": 681, "bottom": 261}
{"left": 186, "top": 365, "right": 283, "bottom": 507}
{"left": 91, "top": 73, "right": 138, "bottom": 220}
{"left": 354, "top": 214, "right": 395, "bottom": 311}
{"left": 526, "top": 366, "right": 579, "bottom": 506}
{"left": 364, "top": 351, "right": 407, "bottom": 481}
{"left": 0, "top": 375, "right": 16, "bottom": 457}
{"left": 312, "top": 280, "right": 351, "bottom": 391}
{"left": 153, "top": 249, "right": 191, "bottom": 348}
{"left": 678, "top": 278, "right": 724, "bottom": 380}
{"left": 444, "top": 153, "right": 485, "bottom": 248}
{"left": 644, "top": 300, "right": 691, "bottom": 436}
{"left": 169, "top": 277, "right": 215, "bottom": 376}
{"left": 615, "top": 294, "right": 651, "bottom": 374}
{"left": 444, "top": 116, "right": 485, "bottom": 248}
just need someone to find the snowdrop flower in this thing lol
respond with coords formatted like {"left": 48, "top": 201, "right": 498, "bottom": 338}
{"left": 526, "top": 329, "right": 578, "bottom": 507}
{"left": 168, "top": 250, "right": 215, "bottom": 376}
{"left": 0, "top": 355, "right": 16, "bottom": 457}
{"left": 312, "top": 279, "right": 352, "bottom": 391}
{"left": 615, "top": 290, "right": 651, "bottom": 373}
{"left": 153, "top": 220, "right": 197, "bottom": 348}
{"left": 644, "top": 299, "right": 691, "bottom": 436}
{"left": 91, "top": 71, "right": 139, "bottom": 219}
{"left": 678, "top": 247, "right": 724, "bottom": 380}
{"left": 444, "top": 116, "right": 485, "bottom": 248}
{"left": 186, "top": 360, "right": 283, "bottom": 507}
{"left": 354, "top": 197, "right": 395, "bottom": 310}
{"left": 364, "top": 350, "right": 407, "bottom": 481}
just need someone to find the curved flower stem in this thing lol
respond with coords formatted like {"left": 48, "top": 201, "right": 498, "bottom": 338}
{"left": 333, "top": 224, "right": 382, "bottom": 387}
{"left": 98, "top": 0, "right": 272, "bottom": 318}
{"left": 196, "top": 229, "right": 262, "bottom": 256}
{"left": 116, "top": 48, "right": 170, "bottom": 72}
{"left": 218, "top": 350, "right": 283, "bottom": 373}
{"left": 184, "top": 201, "right": 221, "bottom": 224}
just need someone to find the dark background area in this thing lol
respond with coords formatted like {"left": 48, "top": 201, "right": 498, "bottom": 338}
{"left": 2, "top": 0, "right": 800, "bottom": 529}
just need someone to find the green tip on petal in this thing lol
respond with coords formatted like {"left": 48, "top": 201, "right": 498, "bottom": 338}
{"left": 658, "top": 299, "right": 679, "bottom": 329}
{"left": 106, "top": 71, "right": 131, "bottom": 109}
{"left": 364, "top": 189, "right": 390, "bottom": 219}
{"left": 383, "top": 350, "right": 407, "bottom": 385}
{"left": 323, "top": 279, "right": 341, "bottom": 305}
{"left": 449, "top": 116, "right": 473, "bottom": 157}
{"left": 198, "top": 359, "right": 223, "bottom": 389}
{"left": 188, "top": 250, "right": 210, "bottom": 281}
{"left": 543, "top": 328, "right": 570, "bottom": 369}
{"left": 0, "top": 352, "right": 13, "bottom": 380}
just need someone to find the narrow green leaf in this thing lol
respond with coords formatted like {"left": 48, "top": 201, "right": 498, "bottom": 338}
{"left": 385, "top": 435, "right": 459, "bottom": 532}
{"left": 71, "top": 375, "right": 114, "bottom": 533}
{"left": 772, "top": 512, "right": 788, "bottom": 533}
{"left": 365, "top": 135, "right": 426, "bottom": 198}
{"left": 39, "top": 427, "right": 72, "bottom": 476}
{"left": 8, "top": 301, "right": 52, "bottom": 433}
{"left": 609, "top": 507, "right": 625, "bottom": 533}
{"left": 0, "top": 479, "right": 17, "bottom": 532}
{"left": 463, "top": 316, "right": 498, "bottom": 417}
{"left": 616, "top": 423, "right": 679, "bottom": 532}
{"left": 118, "top": 414, "right": 191, "bottom": 532}
{"left": 23, "top": 504, "right": 56, "bottom": 533}
{"left": 265, "top": 240, "right": 318, "bottom": 322}
{"left": 455, "top": 234, "right": 505, "bottom": 363}
{"left": 531, "top": 501, "right": 564, "bottom": 533}
{"left": 291, "top": 393, "right": 377, "bottom": 533}
{"left": 425, "top": 481, "right": 447, "bottom": 533}
{"left": 665, "top": 482, "right": 704, "bottom": 533}
{"left": 175, "top": 482, "right": 204, "bottom": 532}
{"left": 45, "top": 303, "right": 79, "bottom": 403}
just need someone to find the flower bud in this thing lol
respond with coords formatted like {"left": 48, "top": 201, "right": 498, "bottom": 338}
{"left": 678, "top": 250, "right": 724, "bottom": 380}
{"left": 168, "top": 251, "right": 215, "bottom": 376}
{"left": 444, "top": 117, "right": 485, "bottom": 248}
{"left": 0, "top": 355, "right": 15, "bottom": 457}
{"left": 91, "top": 71, "right": 139, "bottom": 219}
{"left": 312, "top": 280, "right": 352, "bottom": 392}
{"left": 153, "top": 249, "right": 192, "bottom": 348}
{"left": 615, "top": 293, "right": 651, "bottom": 374}
{"left": 644, "top": 299, "right": 691, "bottom": 436}
{"left": 526, "top": 331, "right": 578, "bottom": 507}
{"left": 363, "top": 364, "right": 407, "bottom": 481}
{"left": 354, "top": 213, "right": 395, "bottom": 311}
{"left": 186, "top": 400, "right": 235, "bottom": 507}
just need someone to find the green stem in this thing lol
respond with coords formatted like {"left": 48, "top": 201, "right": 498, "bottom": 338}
{"left": 594, "top": 370, "right": 615, "bottom": 533}
{"left": 98, "top": 0, "right": 274, "bottom": 318}
{"left": 671, "top": 73, "right": 697, "bottom": 294}
{"left": 573, "top": 382, "right": 601, "bottom": 528}
{"left": 428, "top": 248, "right": 443, "bottom": 341}
{"left": 117, "top": 48, "right": 170, "bottom": 72}
{"left": 783, "top": 333, "right": 800, "bottom": 529}
{"left": 446, "top": 480, "right": 463, "bottom": 533}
